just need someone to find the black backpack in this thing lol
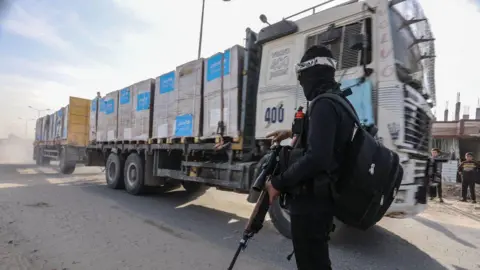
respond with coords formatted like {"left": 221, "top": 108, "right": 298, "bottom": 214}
{"left": 308, "top": 92, "right": 404, "bottom": 230}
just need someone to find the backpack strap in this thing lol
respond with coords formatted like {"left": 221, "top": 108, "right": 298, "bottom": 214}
{"left": 308, "top": 92, "right": 361, "bottom": 127}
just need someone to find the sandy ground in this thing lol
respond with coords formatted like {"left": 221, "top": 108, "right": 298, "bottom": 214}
{"left": 0, "top": 163, "right": 479, "bottom": 270}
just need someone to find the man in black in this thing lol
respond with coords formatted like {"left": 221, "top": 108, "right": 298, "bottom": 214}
{"left": 264, "top": 45, "right": 356, "bottom": 270}
{"left": 458, "top": 152, "right": 478, "bottom": 203}
{"left": 430, "top": 148, "right": 444, "bottom": 203}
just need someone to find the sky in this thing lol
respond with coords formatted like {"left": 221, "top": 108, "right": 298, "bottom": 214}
{"left": 0, "top": 0, "right": 478, "bottom": 138}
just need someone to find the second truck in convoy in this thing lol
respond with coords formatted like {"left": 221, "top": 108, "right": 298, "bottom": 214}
{"left": 33, "top": 0, "right": 436, "bottom": 238}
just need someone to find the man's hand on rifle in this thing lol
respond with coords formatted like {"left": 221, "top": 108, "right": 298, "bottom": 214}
{"left": 266, "top": 129, "right": 292, "bottom": 143}
{"left": 265, "top": 179, "right": 280, "bottom": 204}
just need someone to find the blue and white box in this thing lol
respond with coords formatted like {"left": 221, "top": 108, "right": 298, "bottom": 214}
{"left": 118, "top": 86, "right": 133, "bottom": 141}
{"left": 175, "top": 58, "right": 204, "bottom": 137}
{"left": 96, "top": 91, "right": 119, "bottom": 142}
{"left": 203, "top": 45, "right": 244, "bottom": 137}
{"left": 153, "top": 70, "right": 177, "bottom": 138}
{"left": 132, "top": 78, "right": 154, "bottom": 140}
{"left": 62, "top": 105, "right": 69, "bottom": 140}
{"left": 89, "top": 98, "right": 98, "bottom": 142}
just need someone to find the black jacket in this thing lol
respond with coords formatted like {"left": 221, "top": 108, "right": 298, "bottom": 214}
{"left": 271, "top": 95, "right": 356, "bottom": 214}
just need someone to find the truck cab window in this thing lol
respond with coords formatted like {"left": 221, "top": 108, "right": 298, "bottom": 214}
{"left": 305, "top": 18, "right": 372, "bottom": 70}
{"left": 389, "top": 8, "right": 423, "bottom": 86}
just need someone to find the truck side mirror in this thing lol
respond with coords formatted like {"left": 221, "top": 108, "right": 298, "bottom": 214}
{"left": 348, "top": 34, "right": 365, "bottom": 51}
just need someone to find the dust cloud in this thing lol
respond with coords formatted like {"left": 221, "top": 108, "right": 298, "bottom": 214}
{"left": 0, "top": 134, "right": 34, "bottom": 164}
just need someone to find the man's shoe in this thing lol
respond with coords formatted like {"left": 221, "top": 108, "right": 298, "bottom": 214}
{"left": 472, "top": 200, "right": 477, "bottom": 204}
{"left": 439, "top": 199, "right": 444, "bottom": 203}
{"left": 459, "top": 199, "right": 467, "bottom": 202}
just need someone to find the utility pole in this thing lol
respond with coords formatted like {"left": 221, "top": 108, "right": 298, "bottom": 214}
{"left": 18, "top": 117, "right": 36, "bottom": 138}
{"left": 28, "top": 106, "right": 50, "bottom": 118}
{"left": 197, "top": 0, "right": 231, "bottom": 59}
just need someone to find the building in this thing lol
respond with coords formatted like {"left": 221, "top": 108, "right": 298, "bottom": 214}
{"left": 431, "top": 93, "right": 480, "bottom": 182}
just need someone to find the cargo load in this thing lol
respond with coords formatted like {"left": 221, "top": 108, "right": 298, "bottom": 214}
{"left": 97, "top": 91, "right": 119, "bottom": 142}
{"left": 41, "top": 116, "right": 49, "bottom": 141}
{"left": 61, "top": 106, "right": 69, "bottom": 140}
{"left": 203, "top": 45, "right": 244, "bottom": 138}
{"left": 174, "top": 59, "right": 204, "bottom": 138}
{"left": 89, "top": 98, "right": 99, "bottom": 142}
{"left": 33, "top": 96, "right": 89, "bottom": 174}
{"left": 35, "top": 117, "right": 43, "bottom": 141}
{"left": 54, "top": 108, "right": 64, "bottom": 140}
{"left": 152, "top": 71, "right": 176, "bottom": 139}
{"left": 48, "top": 113, "right": 56, "bottom": 141}
{"left": 131, "top": 79, "right": 155, "bottom": 140}
{"left": 118, "top": 87, "right": 133, "bottom": 141}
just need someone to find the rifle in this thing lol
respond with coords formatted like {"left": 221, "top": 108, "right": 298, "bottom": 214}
{"left": 227, "top": 144, "right": 282, "bottom": 270}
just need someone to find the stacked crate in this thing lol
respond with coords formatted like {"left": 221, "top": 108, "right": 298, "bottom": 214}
{"left": 89, "top": 98, "right": 98, "bottom": 142}
{"left": 203, "top": 45, "right": 244, "bottom": 138}
{"left": 42, "top": 116, "right": 49, "bottom": 141}
{"left": 97, "top": 91, "right": 119, "bottom": 142}
{"left": 118, "top": 87, "right": 133, "bottom": 141}
{"left": 174, "top": 59, "right": 204, "bottom": 137}
{"left": 131, "top": 79, "right": 155, "bottom": 140}
{"left": 153, "top": 71, "right": 176, "bottom": 139}
{"left": 48, "top": 113, "right": 56, "bottom": 141}
{"left": 54, "top": 108, "right": 64, "bottom": 140}
{"left": 63, "top": 105, "right": 69, "bottom": 139}
{"left": 35, "top": 117, "right": 43, "bottom": 141}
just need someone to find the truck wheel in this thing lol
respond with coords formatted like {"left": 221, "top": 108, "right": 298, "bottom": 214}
{"left": 59, "top": 148, "right": 76, "bottom": 175}
{"left": 250, "top": 155, "right": 293, "bottom": 238}
{"left": 35, "top": 147, "right": 41, "bottom": 165}
{"left": 260, "top": 156, "right": 346, "bottom": 239}
{"left": 36, "top": 148, "right": 50, "bottom": 166}
{"left": 182, "top": 181, "right": 207, "bottom": 194}
{"left": 105, "top": 153, "right": 124, "bottom": 189}
{"left": 270, "top": 200, "right": 347, "bottom": 240}
{"left": 124, "top": 153, "right": 145, "bottom": 195}
{"left": 269, "top": 198, "right": 292, "bottom": 239}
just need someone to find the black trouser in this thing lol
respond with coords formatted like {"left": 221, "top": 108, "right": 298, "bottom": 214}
{"left": 462, "top": 177, "right": 476, "bottom": 201}
{"left": 291, "top": 212, "right": 333, "bottom": 270}
{"left": 432, "top": 179, "right": 442, "bottom": 199}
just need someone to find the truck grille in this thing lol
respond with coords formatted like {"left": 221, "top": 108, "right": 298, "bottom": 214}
{"left": 404, "top": 97, "right": 431, "bottom": 153}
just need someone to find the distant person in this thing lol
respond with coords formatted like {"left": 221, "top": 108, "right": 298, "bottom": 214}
{"left": 457, "top": 152, "right": 478, "bottom": 203}
{"left": 430, "top": 148, "right": 444, "bottom": 203}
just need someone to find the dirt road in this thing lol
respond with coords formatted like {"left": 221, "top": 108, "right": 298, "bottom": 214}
{"left": 0, "top": 164, "right": 479, "bottom": 270}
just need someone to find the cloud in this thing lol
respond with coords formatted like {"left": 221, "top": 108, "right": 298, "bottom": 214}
{"left": 1, "top": 0, "right": 479, "bottom": 138}
{"left": 2, "top": 4, "right": 71, "bottom": 50}
{"left": 421, "top": 0, "right": 480, "bottom": 119}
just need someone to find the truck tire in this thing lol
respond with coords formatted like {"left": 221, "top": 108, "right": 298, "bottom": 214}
{"left": 105, "top": 153, "right": 124, "bottom": 189}
{"left": 250, "top": 155, "right": 293, "bottom": 238}
{"left": 35, "top": 147, "right": 41, "bottom": 165}
{"left": 59, "top": 148, "right": 76, "bottom": 175}
{"left": 36, "top": 148, "right": 50, "bottom": 166}
{"left": 270, "top": 199, "right": 348, "bottom": 240}
{"left": 124, "top": 153, "right": 145, "bottom": 195}
{"left": 269, "top": 198, "right": 292, "bottom": 239}
{"left": 259, "top": 155, "right": 347, "bottom": 240}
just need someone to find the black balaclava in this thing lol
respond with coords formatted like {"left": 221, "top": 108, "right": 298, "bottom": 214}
{"left": 297, "top": 45, "right": 338, "bottom": 101}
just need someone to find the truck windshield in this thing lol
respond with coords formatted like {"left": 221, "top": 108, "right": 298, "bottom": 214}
{"left": 389, "top": 8, "right": 422, "bottom": 77}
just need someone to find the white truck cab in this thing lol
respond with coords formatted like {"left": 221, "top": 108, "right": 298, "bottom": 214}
{"left": 254, "top": 0, "right": 434, "bottom": 231}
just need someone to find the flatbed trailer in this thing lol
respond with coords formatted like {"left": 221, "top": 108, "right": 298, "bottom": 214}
{"left": 33, "top": 97, "right": 91, "bottom": 174}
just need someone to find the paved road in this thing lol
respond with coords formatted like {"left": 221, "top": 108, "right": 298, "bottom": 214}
{"left": 0, "top": 164, "right": 479, "bottom": 270}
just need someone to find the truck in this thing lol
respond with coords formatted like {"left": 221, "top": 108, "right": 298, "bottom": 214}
{"left": 33, "top": 0, "right": 436, "bottom": 239}
{"left": 33, "top": 97, "right": 90, "bottom": 174}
